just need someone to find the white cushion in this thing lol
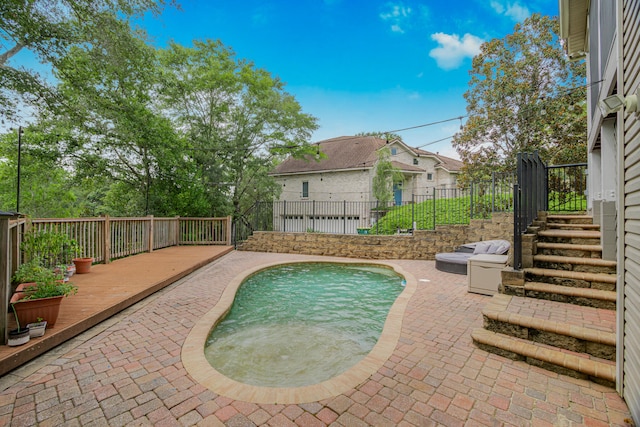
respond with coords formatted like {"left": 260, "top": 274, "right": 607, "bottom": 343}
{"left": 473, "top": 241, "right": 491, "bottom": 254}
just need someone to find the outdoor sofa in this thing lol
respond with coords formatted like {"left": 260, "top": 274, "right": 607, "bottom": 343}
{"left": 435, "top": 239, "right": 510, "bottom": 275}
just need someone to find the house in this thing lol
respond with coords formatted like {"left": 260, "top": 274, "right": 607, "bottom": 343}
{"left": 271, "top": 135, "right": 463, "bottom": 205}
{"left": 560, "top": 0, "right": 640, "bottom": 421}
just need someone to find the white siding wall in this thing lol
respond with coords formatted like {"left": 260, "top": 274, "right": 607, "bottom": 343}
{"left": 622, "top": 0, "right": 640, "bottom": 421}
{"left": 275, "top": 169, "right": 373, "bottom": 202}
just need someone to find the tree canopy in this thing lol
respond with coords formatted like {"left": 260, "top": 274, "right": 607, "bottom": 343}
{"left": 0, "top": 0, "right": 173, "bottom": 123}
{"left": 452, "top": 13, "right": 587, "bottom": 183}
{"left": 0, "top": 6, "right": 318, "bottom": 218}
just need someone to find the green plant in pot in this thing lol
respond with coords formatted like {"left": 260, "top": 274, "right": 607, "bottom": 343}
{"left": 11, "top": 267, "right": 78, "bottom": 327}
{"left": 12, "top": 259, "right": 53, "bottom": 285}
{"left": 21, "top": 229, "right": 80, "bottom": 270}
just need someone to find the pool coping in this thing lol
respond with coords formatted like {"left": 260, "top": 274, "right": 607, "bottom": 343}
{"left": 181, "top": 258, "right": 417, "bottom": 404}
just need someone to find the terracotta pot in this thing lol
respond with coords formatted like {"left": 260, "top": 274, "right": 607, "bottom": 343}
{"left": 10, "top": 293, "right": 64, "bottom": 326}
{"left": 73, "top": 257, "right": 93, "bottom": 274}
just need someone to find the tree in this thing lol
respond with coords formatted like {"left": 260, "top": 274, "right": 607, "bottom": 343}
{"left": 0, "top": 126, "right": 81, "bottom": 217}
{"left": 52, "top": 13, "right": 191, "bottom": 217}
{"left": 356, "top": 131, "right": 402, "bottom": 142}
{"left": 372, "top": 146, "right": 402, "bottom": 204}
{"left": 453, "top": 14, "right": 586, "bottom": 183}
{"left": 158, "top": 40, "right": 318, "bottom": 218}
{"left": 0, "top": 0, "right": 173, "bottom": 124}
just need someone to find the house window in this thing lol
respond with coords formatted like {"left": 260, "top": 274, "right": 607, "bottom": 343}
{"left": 302, "top": 181, "right": 309, "bottom": 198}
{"left": 413, "top": 158, "right": 419, "bottom": 165}
{"left": 391, "top": 148, "right": 397, "bottom": 155}
{"left": 427, "top": 173, "right": 433, "bottom": 181}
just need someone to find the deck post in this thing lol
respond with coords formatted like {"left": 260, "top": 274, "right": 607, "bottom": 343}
{"left": 175, "top": 216, "right": 180, "bottom": 246}
{"left": 0, "top": 212, "right": 17, "bottom": 345}
{"left": 148, "top": 215, "right": 154, "bottom": 253}
{"left": 226, "top": 216, "right": 232, "bottom": 245}
{"left": 103, "top": 215, "right": 111, "bottom": 264}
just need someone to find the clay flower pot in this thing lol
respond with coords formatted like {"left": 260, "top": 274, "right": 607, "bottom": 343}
{"left": 73, "top": 257, "right": 93, "bottom": 274}
{"left": 11, "top": 292, "right": 64, "bottom": 326}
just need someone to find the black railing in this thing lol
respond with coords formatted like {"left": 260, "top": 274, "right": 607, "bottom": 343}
{"left": 547, "top": 163, "right": 588, "bottom": 212}
{"left": 233, "top": 175, "right": 517, "bottom": 244}
{"left": 513, "top": 153, "right": 588, "bottom": 270}
{"left": 514, "top": 152, "right": 548, "bottom": 270}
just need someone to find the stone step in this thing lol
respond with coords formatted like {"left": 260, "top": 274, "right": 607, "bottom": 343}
{"left": 471, "top": 328, "right": 615, "bottom": 386}
{"left": 538, "top": 229, "right": 601, "bottom": 242}
{"left": 524, "top": 267, "right": 616, "bottom": 291}
{"left": 546, "top": 214, "right": 594, "bottom": 224}
{"left": 533, "top": 254, "right": 616, "bottom": 274}
{"left": 547, "top": 223, "right": 601, "bottom": 230}
{"left": 480, "top": 294, "right": 616, "bottom": 361}
{"left": 503, "top": 281, "right": 616, "bottom": 310}
{"left": 533, "top": 254, "right": 616, "bottom": 268}
{"left": 535, "top": 242, "right": 602, "bottom": 256}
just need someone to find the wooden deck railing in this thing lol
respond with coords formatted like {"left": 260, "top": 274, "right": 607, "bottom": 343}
{"left": 1, "top": 214, "right": 231, "bottom": 342}
{"left": 22, "top": 215, "right": 231, "bottom": 264}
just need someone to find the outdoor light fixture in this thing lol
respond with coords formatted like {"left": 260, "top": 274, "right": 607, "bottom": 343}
{"left": 599, "top": 88, "right": 640, "bottom": 116}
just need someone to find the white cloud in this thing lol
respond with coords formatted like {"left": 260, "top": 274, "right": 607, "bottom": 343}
{"left": 490, "top": 0, "right": 530, "bottom": 21}
{"left": 429, "top": 33, "right": 484, "bottom": 70}
{"left": 380, "top": 2, "right": 412, "bottom": 33}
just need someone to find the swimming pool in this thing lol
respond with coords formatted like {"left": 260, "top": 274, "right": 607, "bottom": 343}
{"left": 182, "top": 258, "right": 416, "bottom": 404}
{"left": 204, "top": 263, "right": 404, "bottom": 387}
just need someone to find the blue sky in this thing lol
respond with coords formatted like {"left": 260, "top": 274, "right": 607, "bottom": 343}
{"left": 139, "top": 0, "right": 559, "bottom": 159}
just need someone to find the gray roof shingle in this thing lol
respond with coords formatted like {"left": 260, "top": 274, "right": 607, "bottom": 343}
{"left": 271, "top": 135, "right": 462, "bottom": 175}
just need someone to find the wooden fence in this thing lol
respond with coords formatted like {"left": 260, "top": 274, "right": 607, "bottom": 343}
{"left": 0, "top": 214, "right": 231, "bottom": 342}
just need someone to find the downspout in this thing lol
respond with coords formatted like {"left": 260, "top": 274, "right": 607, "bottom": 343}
{"left": 615, "top": 0, "right": 625, "bottom": 396}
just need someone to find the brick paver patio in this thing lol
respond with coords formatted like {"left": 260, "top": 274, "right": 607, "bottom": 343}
{"left": 0, "top": 251, "right": 632, "bottom": 426}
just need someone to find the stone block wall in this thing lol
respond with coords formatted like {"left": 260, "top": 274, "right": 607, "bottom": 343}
{"left": 239, "top": 212, "right": 514, "bottom": 260}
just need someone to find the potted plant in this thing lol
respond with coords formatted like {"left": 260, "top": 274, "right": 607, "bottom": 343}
{"left": 72, "top": 256, "right": 93, "bottom": 274}
{"left": 11, "top": 268, "right": 77, "bottom": 327}
{"left": 26, "top": 317, "right": 47, "bottom": 338}
{"left": 12, "top": 259, "right": 50, "bottom": 286}
{"left": 8, "top": 303, "right": 30, "bottom": 346}
{"left": 21, "top": 229, "right": 80, "bottom": 270}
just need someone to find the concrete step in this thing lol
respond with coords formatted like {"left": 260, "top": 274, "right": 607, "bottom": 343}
{"left": 480, "top": 294, "right": 616, "bottom": 361}
{"left": 503, "top": 281, "right": 616, "bottom": 310}
{"left": 533, "top": 254, "right": 616, "bottom": 274}
{"left": 524, "top": 267, "right": 616, "bottom": 291}
{"left": 471, "top": 328, "right": 615, "bottom": 387}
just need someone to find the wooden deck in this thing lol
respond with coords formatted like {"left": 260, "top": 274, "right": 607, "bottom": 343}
{"left": 0, "top": 245, "right": 233, "bottom": 377}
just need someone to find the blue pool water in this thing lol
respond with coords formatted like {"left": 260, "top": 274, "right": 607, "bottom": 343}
{"left": 204, "top": 263, "right": 405, "bottom": 387}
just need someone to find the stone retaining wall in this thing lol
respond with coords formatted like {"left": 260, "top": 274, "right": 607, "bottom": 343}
{"left": 239, "top": 213, "right": 513, "bottom": 260}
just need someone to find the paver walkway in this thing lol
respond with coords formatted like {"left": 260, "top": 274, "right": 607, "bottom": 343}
{"left": 0, "top": 251, "right": 632, "bottom": 426}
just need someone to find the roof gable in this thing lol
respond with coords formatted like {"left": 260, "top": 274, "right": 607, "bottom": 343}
{"left": 272, "top": 136, "right": 385, "bottom": 175}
